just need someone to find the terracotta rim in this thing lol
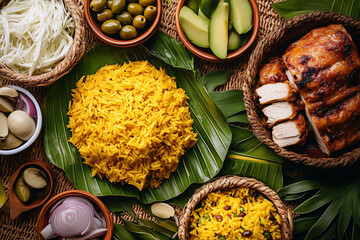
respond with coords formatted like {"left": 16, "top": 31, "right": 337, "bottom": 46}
{"left": 84, "top": 0, "right": 162, "bottom": 47}
{"left": 175, "top": 0, "right": 259, "bottom": 62}
{"left": 243, "top": 12, "right": 360, "bottom": 168}
{"left": 36, "top": 190, "right": 113, "bottom": 240}
{"left": 178, "top": 176, "right": 293, "bottom": 240}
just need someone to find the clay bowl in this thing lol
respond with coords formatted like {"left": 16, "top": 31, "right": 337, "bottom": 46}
{"left": 8, "top": 161, "right": 55, "bottom": 219}
{"left": 36, "top": 190, "right": 113, "bottom": 240}
{"left": 243, "top": 12, "right": 360, "bottom": 168}
{"left": 84, "top": 0, "right": 162, "bottom": 47}
{"left": 175, "top": 0, "right": 259, "bottom": 62}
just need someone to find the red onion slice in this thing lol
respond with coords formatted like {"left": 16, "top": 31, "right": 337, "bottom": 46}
{"left": 15, "top": 93, "right": 37, "bottom": 118}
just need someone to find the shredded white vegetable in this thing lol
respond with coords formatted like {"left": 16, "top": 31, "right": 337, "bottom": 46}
{"left": 0, "top": 0, "right": 74, "bottom": 75}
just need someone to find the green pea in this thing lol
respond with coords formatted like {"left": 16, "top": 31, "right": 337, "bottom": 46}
{"left": 199, "top": 217, "right": 207, "bottom": 224}
{"left": 218, "top": 236, "right": 226, "bottom": 240}
{"left": 97, "top": 9, "right": 114, "bottom": 22}
{"left": 203, "top": 213, "right": 210, "bottom": 219}
{"left": 264, "top": 231, "right": 270, "bottom": 237}
{"left": 111, "top": 0, "right": 126, "bottom": 14}
{"left": 240, "top": 207, "right": 245, "bottom": 213}
{"left": 90, "top": 0, "right": 106, "bottom": 12}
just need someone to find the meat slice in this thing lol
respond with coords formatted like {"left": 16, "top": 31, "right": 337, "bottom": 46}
{"left": 259, "top": 57, "right": 288, "bottom": 86}
{"left": 256, "top": 82, "right": 297, "bottom": 105}
{"left": 282, "top": 24, "right": 360, "bottom": 154}
{"left": 272, "top": 114, "right": 308, "bottom": 148}
{"left": 262, "top": 101, "right": 300, "bottom": 126}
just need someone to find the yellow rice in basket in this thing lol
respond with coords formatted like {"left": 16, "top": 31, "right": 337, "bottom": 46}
{"left": 190, "top": 188, "right": 281, "bottom": 240}
{"left": 67, "top": 61, "right": 197, "bottom": 191}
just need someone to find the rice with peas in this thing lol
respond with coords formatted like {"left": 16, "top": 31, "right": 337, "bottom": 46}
{"left": 67, "top": 61, "right": 197, "bottom": 191}
{"left": 190, "top": 188, "right": 281, "bottom": 240}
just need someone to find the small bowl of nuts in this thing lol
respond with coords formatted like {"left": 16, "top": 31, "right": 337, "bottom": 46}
{"left": 84, "top": 0, "right": 162, "bottom": 47}
{"left": 0, "top": 85, "right": 42, "bottom": 155}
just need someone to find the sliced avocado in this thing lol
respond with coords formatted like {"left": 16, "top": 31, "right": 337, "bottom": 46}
{"left": 228, "top": 30, "right": 249, "bottom": 50}
{"left": 198, "top": 7, "right": 210, "bottom": 26}
{"left": 209, "top": 2, "right": 229, "bottom": 59}
{"left": 179, "top": 6, "right": 210, "bottom": 48}
{"left": 187, "top": 0, "right": 200, "bottom": 13}
{"left": 200, "top": 0, "right": 218, "bottom": 18}
{"left": 230, "top": 0, "right": 252, "bottom": 35}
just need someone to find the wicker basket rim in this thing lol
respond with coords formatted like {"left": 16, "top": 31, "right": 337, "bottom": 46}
{"left": 243, "top": 11, "right": 360, "bottom": 168}
{"left": 178, "top": 175, "right": 293, "bottom": 240}
{"left": 0, "top": 0, "right": 86, "bottom": 87}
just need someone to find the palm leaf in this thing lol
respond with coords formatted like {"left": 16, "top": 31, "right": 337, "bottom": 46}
{"left": 0, "top": 180, "right": 6, "bottom": 208}
{"left": 113, "top": 223, "right": 137, "bottom": 240}
{"left": 43, "top": 34, "right": 231, "bottom": 204}
{"left": 271, "top": 0, "right": 360, "bottom": 19}
{"left": 227, "top": 112, "right": 248, "bottom": 123}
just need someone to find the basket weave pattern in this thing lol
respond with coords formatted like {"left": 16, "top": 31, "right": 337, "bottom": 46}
{"left": 0, "top": 0, "right": 86, "bottom": 87}
{"left": 244, "top": 12, "right": 360, "bottom": 168}
{"left": 178, "top": 176, "right": 292, "bottom": 240}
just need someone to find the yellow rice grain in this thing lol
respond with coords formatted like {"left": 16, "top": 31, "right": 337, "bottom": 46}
{"left": 67, "top": 61, "right": 197, "bottom": 191}
{"left": 190, "top": 188, "right": 282, "bottom": 240}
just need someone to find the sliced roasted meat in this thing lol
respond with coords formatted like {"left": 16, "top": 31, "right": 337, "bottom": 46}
{"left": 282, "top": 24, "right": 360, "bottom": 154}
{"left": 272, "top": 114, "right": 308, "bottom": 148}
{"left": 263, "top": 101, "right": 303, "bottom": 126}
{"left": 259, "top": 57, "right": 288, "bottom": 86}
{"left": 256, "top": 82, "right": 297, "bottom": 105}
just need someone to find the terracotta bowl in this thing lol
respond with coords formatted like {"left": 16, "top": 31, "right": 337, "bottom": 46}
{"left": 175, "top": 0, "right": 259, "bottom": 62}
{"left": 243, "top": 12, "right": 360, "bottom": 168}
{"left": 8, "top": 161, "right": 55, "bottom": 219}
{"left": 0, "top": 85, "right": 42, "bottom": 155}
{"left": 36, "top": 190, "right": 113, "bottom": 240}
{"left": 178, "top": 176, "right": 293, "bottom": 240}
{"left": 84, "top": 0, "right": 162, "bottom": 47}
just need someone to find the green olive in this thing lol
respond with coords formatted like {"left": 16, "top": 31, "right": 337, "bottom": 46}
{"left": 127, "top": 3, "right": 144, "bottom": 16}
{"left": 120, "top": 25, "right": 138, "bottom": 39}
{"left": 144, "top": 5, "right": 156, "bottom": 21}
{"left": 15, "top": 177, "right": 31, "bottom": 203}
{"left": 111, "top": 0, "right": 126, "bottom": 14}
{"left": 139, "top": 0, "right": 155, "bottom": 7}
{"left": 116, "top": 11, "right": 133, "bottom": 25}
{"left": 101, "top": 19, "right": 121, "bottom": 34}
{"left": 107, "top": 0, "right": 113, "bottom": 9}
{"left": 97, "top": 9, "right": 114, "bottom": 22}
{"left": 132, "top": 15, "right": 146, "bottom": 29}
{"left": 90, "top": 0, "right": 107, "bottom": 12}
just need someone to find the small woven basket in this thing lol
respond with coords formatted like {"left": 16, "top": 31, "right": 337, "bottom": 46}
{"left": 243, "top": 12, "right": 360, "bottom": 168}
{"left": 0, "top": 0, "right": 86, "bottom": 87}
{"left": 178, "top": 176, "right": 293, "bottom": 240}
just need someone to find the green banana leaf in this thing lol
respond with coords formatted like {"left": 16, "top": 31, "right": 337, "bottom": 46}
{"left": 43, "top": 37, "right": 231, "bottom": 204}
{"left": 281, "top": 168, "right": 360, "bottom": 240}
{"left": 271, "top": 0, "right": 360, "bottom": 19}
{"left": 0, "top": 180, "right": 6, "bottom": 208}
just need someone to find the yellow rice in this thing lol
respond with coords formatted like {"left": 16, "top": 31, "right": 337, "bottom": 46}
{"left": 190, "top": 188, "right": 282, "bottom": 240}
{"left": 67, "top": 61, "right": 197, "bottom": 191}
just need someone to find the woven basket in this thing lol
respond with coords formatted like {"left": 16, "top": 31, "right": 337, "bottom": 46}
{"left": 0, "top": 0, "right": 86, "bottom": 87}
{"left": 178, "top": 176, "right": 292, "bottom": 240}
{"left": 243, "top": 12, "right": 360, "bottom": 168}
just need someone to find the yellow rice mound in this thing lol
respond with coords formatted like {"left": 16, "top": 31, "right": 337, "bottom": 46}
{"left": 190, "top": 188, "right": 282, "bottom": 240}
{"left": 67, "top": 61, "right": 197, "bottom": 191}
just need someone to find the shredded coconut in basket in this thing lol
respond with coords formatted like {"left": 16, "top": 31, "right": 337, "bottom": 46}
{"left": 0, "top": 0, "right": 74, "bottom": 75}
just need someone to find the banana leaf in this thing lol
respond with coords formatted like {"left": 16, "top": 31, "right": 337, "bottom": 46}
{"left": 271, "top": 0, "right": 360, "bottom": 19}
{"left": 282, "top": 167, "right": 360, "bottom": 240}
{"left": 0, "top": 180, "right": 6, "bottom": 208}
{"left": 43, "top": 36, "right": 231, "bottom": 203}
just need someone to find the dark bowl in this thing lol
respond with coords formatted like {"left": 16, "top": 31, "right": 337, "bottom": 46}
{"left": 84, "top": 0, "right": 162, "bottom": 47}
{"left": 175, "top": 0, "right": 259, "bottom": 62}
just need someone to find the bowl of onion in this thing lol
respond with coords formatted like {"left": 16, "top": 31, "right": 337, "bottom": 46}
{"left": 37, "top": 190, "right": 113, "bottom": 240}
{"left": 0, "top": 85, "right": 42, "bottom": 155}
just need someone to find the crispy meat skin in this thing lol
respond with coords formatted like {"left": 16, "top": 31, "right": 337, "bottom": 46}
{"left": 259, "top": 57, "right": 288, "bottom": 86}
{"left": 283, "top": 24, "right": 360, "bottom": 154}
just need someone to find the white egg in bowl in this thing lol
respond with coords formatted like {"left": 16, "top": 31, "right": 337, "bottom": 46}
{"left": 0, "top": 85, "right": 42, "bottom": 155}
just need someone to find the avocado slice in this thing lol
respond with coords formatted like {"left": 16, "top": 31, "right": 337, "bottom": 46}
{"left": 179, "top": 6, "right": 210, "bottom": 48}
{"left": 228, "top": 30, "right": 250, "bottom": 50}
{"left": 200, "top": 0, "right": 218, "bottom": 18}
{"left": 198, "top": 7, "right": 210, "bottom": 26}
{"left": 230, "top": 0, "right": 252, "bottom": 35}
{"left": 187, "top": 0, "right": 200, "bottom": 13}
{"left": 209, "top": 2, "right": 229, "bottom": 59}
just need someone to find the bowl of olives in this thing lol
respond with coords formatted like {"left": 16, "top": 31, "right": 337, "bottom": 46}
{"left": 85, "top": 0, "right": 161, "bottom": 47}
